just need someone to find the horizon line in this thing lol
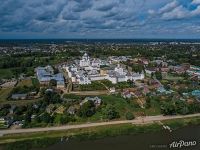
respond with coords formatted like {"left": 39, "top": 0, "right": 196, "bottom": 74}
{"left": 1, "top": 38, "right": 200, "bottom": 40}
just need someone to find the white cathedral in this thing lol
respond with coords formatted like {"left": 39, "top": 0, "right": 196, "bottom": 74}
{"left": 80, "top": 53, "right": 90, "bottom": 67}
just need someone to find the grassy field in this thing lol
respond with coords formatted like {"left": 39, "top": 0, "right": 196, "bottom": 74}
{"left": 62, "top": 94, "right": 161, "bottom": 123}
{"left": 0, "top": 123, "right": 163, "bottom": 146}
{"left": 17, "top": 79, "right": 33, "bottom": 87}
{"left": 0, "top": 98, "right": 42, "bottom": 106}
{"left": 0, "top": 88, "right": 13, "bottom": 102}
{"left": 99, "top": 95, "right": 161, "bottom": 117}
{"left": 164, "top": 74, "right": 184, "bottom": 81}
{"left": 81, "top": 95, "right": 161, "bottom": 122}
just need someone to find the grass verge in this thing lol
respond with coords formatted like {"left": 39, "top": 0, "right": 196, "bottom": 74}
{"left": 0, "top": 117, "right": 200, "bottom": 150}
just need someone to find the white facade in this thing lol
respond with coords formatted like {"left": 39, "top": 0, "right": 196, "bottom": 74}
{"left": 90, "top": 75, "right": 107, "bottom": 81}
{"left": 80, "top": 53, "right": 90, "bottom": 67}
{"left": 114, "top": 64, "right": 125, "bottom": 75}
{"left": 145, "top": 69, "right": 156, "bottom": 75}
{"left": 91, "top": 59, "right": 101, "bottom": 67}
{"left": 71, "top": 76, "right": 77, "bottom": 83}
{"left": 78, "top": 76, "right": 91, "bottom": 85}
{"left": 132, "top": 73, "right": 144, "bottom": 81}
{"left": 108, "top": 76, "right": 117, "bottom": 84}
{"left": 117, "top": 76, "right": 126, "bottom": 82}
{"left": 64, "top": 53, "right": 145, "bottom": 85}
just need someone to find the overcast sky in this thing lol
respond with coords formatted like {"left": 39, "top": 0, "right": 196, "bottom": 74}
{"left": 0, "top": 0, "right": 200, "bottom": 39}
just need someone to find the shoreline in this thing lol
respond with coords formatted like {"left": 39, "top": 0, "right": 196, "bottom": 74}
{"left": 0, "top": 116, "right": 200, "bottom": 150}
{"left": 1, "top": 113, "right": 200, "bottom": 136}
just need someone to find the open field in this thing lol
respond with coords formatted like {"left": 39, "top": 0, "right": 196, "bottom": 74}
{"left": 62, "top": 94, "right": 161, "bottom": 122}
{"left": 70, "top": 90, "right": 108, "bottom": 96}
{"left": 99, "top": 95, "right": 161, "bottom": 117}
{"left": 164, "top": 74, "right": 184, "bottom": 81}
{"left": 0, "top": 98, "right": 42, "bottom": 106}
{"left": 17, "top": 79, "right": 33, "bottom": 87}
{"left": 0, "top": 88, "right": 13, "bottom": 102}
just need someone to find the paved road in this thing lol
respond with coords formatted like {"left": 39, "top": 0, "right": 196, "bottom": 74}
{"left": 1, "top": 113, "right": 200, "bottom": 136}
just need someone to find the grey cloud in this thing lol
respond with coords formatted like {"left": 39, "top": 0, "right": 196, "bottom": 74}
{"left": 96, "top": 2, "right": 118, "bottom": 11}
{"left": 1, "top": 0, "right": 198, "bottom": 38}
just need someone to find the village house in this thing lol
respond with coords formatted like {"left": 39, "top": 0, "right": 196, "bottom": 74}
{"left": 109, "top": 87, "right": 116, "bottom": 94}
{"left": 80, "top": 96, "right": 102, "bottom": 107}
{"left": 121, "top": 90, "right": 132, "bottom": 99}
{"left": 145, "top": 68, "right": 157, "bottom": 75}
{"left": 192, "top": 90, "right": 200, "bottom": 100}
{"left": 46, "top": 104, "right": 56, "bottom": 114}
{"left": 187, "top": 65, "right": 200, "bottom": 79}
{"left": 11, "top": 94, "right": 27, "bottom": 100}
{"left": 67, "top": 106, "right": 77, "bottom": 115}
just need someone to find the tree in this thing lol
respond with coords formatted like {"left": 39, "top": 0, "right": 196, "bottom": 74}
{"left": 0, "top": 109, "right": 9, "bottom": 117}
{"left": 155, "top": 71, "right": 162, "bottom": 80}
{"left": 125, "top": 112, "right": 135, "bottom": 120}
{"left": 24, "top": 111, "right": 32, "bottom": 124}
{"left": 175, "top": 100, "right": 188, "bottom": 115}
{"left": 44, "top": 91, "right": 62, "bottom": 104}
{"left": 49, "top": 79, "right": 57, "bottom": 87}
{"left": 160, "top": 101, "right": 176, "bottom": 115}
{"left": 53, "top": 114, "right": 62, "bottom": 124}
{"left": 151, "top": 72, "right": 154, "bottom": 79}
{"left": 60, "top": 115, "right": 70, "bottom": 124}
{"left": 164, "top": 84, "right": 170, "bottom": 90}
{"left": 132, "top": 64, "right": 144, "bottom": 74}
{"left": 77, "top": 101, "right": 96, "bottom": 117}
{"left": 14, "top": 106, "right": 27, "bottom": 115}
{"left": 41, "top": 113, "right": 52, "bottom": 123}
{"left": 102, "top": 104, "right": 119, "bottom": 120}
{"left": 145, "top": 97, "right": 151, "bottom": 108}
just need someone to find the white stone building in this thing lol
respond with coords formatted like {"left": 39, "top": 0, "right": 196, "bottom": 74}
{"left": 80, "top": 53, "right": 90, "bottom": 67}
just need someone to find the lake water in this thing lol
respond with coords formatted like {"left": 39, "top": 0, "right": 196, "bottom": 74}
{"left": 38, "top": 125, "right": 200, "bottom": 150}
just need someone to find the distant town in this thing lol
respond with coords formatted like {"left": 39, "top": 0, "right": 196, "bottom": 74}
{"left": 0, "top": 41, "right": 200, "bottom": 130}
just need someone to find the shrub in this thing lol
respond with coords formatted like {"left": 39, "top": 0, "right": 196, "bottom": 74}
{"left": 125, "top": 112, "right": 135, "bottom": 120}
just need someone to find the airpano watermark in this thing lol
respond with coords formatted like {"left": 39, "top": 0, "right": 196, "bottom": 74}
{"left": 150, "top": 140, "right": 198, "bottom": 149}
{"left": 169, "top": 140, "right": 197, "bottom": 149}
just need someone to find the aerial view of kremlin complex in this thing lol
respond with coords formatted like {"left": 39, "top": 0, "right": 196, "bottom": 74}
{"left": 64, "top": 53, "right": 144, "bottom": 85}
{"left": 0, "top": 45, "right": 200, "bottom": 129}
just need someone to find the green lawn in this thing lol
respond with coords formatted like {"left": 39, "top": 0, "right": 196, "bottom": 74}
{"left": 164, "top": 74, "right": 183, "bottom": 81}
{"left": 0, "top": 88, "right": 13, "bottom": 102}
{"left": 0, "top": 98, "right": 42, "bottom": 106}
{"left": 79, "top": 81, "right": 106, "bottom": 91}
{"left": 99, "top": 95, "right": 135, "bottom": 116}
{"left": 98, "top": 95, "right": 161, "bottom": 118}
{"left": 17, "top": 79, "right": 33, "bottom": 87}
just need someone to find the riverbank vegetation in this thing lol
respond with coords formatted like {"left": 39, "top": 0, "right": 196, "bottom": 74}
{"left": 0, "top": 117, "right": 200, "bottom": 150}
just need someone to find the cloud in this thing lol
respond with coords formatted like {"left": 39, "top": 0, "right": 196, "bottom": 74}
{"left": 161, "top": 5, "right": 189, "bottom": 20}
{"left": 191, "top": 5, "right": 200, "bottom": 15}
{"left": 159, "top": 0, "right": 179, "bottom": 14}
{"left": 0, "top": 0, "right": 199, "bottom": 38}
{"left": 149, "top": 0, "right": 200, "bottom": 20}
{"left": 95, "top": 1, "right": 118, "bottom": 11}
{"left": 192, "top": 0, "right": 200, "bottom": 5}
